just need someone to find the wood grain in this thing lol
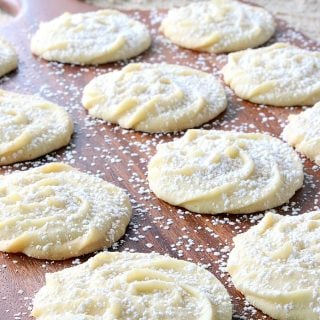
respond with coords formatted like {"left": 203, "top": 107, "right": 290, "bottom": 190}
{"left": 0, "top": 0, "right": 319, "bottom": 319}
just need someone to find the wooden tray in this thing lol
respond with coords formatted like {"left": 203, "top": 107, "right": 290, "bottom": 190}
{"left": 0, "top": 0, "right": 319, "bottom": 319}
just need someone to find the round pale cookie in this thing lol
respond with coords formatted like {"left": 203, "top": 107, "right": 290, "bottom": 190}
{"left": 148, "top": 129, "right": 303, "bottom": 214}
{"left": 0, "top": 37, "right": 18, "bottom": 77}
{"left": 160, "top": 0, "right": 275, "bottom": 53}
{"left": 222, "top": 43, "right": 320, "bottom": 106}
{"left": 32, "top": 251, "right": 232, "bottom": 319}
{"left": 0, "top": 163, "right": 132, "bottom": 260}
{"left": 0, "top": 90, "right": 73, "bottom": 165}
{"left": 283, "top": 102, "right": 320, "bottom": 165}
{"left": 30, "top": 10, "right": 151, "bottom": 65}
{"left": 82, "top": 63, "right": 227, "bottom": 132}
{"left": 228, "top": 211, "right": 320, "bottom": 320}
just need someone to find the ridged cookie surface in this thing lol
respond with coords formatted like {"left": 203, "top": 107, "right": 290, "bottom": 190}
{"left": 31, "top": 10, "right": 151, "bottom": 64}
{"left": 148, "top": 129, "right": 303, "bottom": 214}
{"left": 160, "top": 0, "right": 275, "bottom": 53}
{"left": 228, "top": 211, "right": 320, "bottom": 320}
{"left": 222, "top": 43, "right": 320, "bottom": 106}
{"left": 283, "top": 102, "right": 320, "bottom": 165}
{"left": 0, "top": 163, "right": 132, "bottom": 259}
{"left": 0, "top": 37, "right": 18, "bottom": 77}
{"left": 0, "top": 90, "right": 73, "bottom": 165}
{"left": 32, "top": 251, "right": 232, "bottom": 319}
{"left": 82, "top": 63, "right": 227, "bottom": 132}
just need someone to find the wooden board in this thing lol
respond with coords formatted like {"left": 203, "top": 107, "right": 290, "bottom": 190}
{"left": 0, "top": 0, "right": 319, "bottom": 319}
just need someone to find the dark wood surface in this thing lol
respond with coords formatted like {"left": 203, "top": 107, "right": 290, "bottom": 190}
{"left": 0, "top": 0, "right": 319, "bottom": 319}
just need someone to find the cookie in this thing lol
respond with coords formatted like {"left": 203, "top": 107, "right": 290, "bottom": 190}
{"left": 148, "top": 129, "right": 303, "bottom": 214}
{"left": 283, "top": 102, "right": 320, "bottom": 165}
{"left": 0, "top": 37, "right": 18, "bottom": 77}
{"left": 32, "top": 251, "right": 232, "bottom": 319}
{"left": 222, "top": 43, "right": 320, "bottom": 106}
{"left": 0, "top": 163, "right": 132, "bottom": 260}
{"left": 31, "top": 10, "right": 151, "bottom": 65}
{"left": 0, "top": 90, "right": 73, "bottom": 165}
{"left": 160, "top": 0, "right": 275, "bottom": 53}
{"left": 228, "top": 211, "right": 320, "bottom": 320}
{"left": 82, "top": 63, "right": 227, "bottom": 132}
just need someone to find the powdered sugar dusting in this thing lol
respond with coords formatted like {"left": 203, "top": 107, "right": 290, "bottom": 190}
{"left": 0, "top": 5, "right": 320, "bottom": 320}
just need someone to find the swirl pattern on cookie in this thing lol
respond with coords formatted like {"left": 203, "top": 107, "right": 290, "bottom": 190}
{"left": 160, "top": 0, "right": 275, "bottom": 53}
{"left": 222, "top": 43, "right": 320, "bottom": 106}
{"left": 148, "top": 129, "right": 303, "bottom": 214}
{"left": 0, "top": 163, "right": 132, "bottom": 260}
{"left": 82, "top": 63, "right": 227, "bottom": 132}
{"left": 0, "top": 90, "right": 73, "bottom": 165}
{"left": 283, "top": 102, "right": 320, "bottom": 165}
{"left": 32, "top": 251, "right": 232, "bottom": 319}
{"left": 31, "top": 10, "right": 151, "bottom": 64}
{"left": 0, "top": 37, "right": 18, "bottom": 77}
{"left": 228, "top": 211, "right": 320, "bottom": 320}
